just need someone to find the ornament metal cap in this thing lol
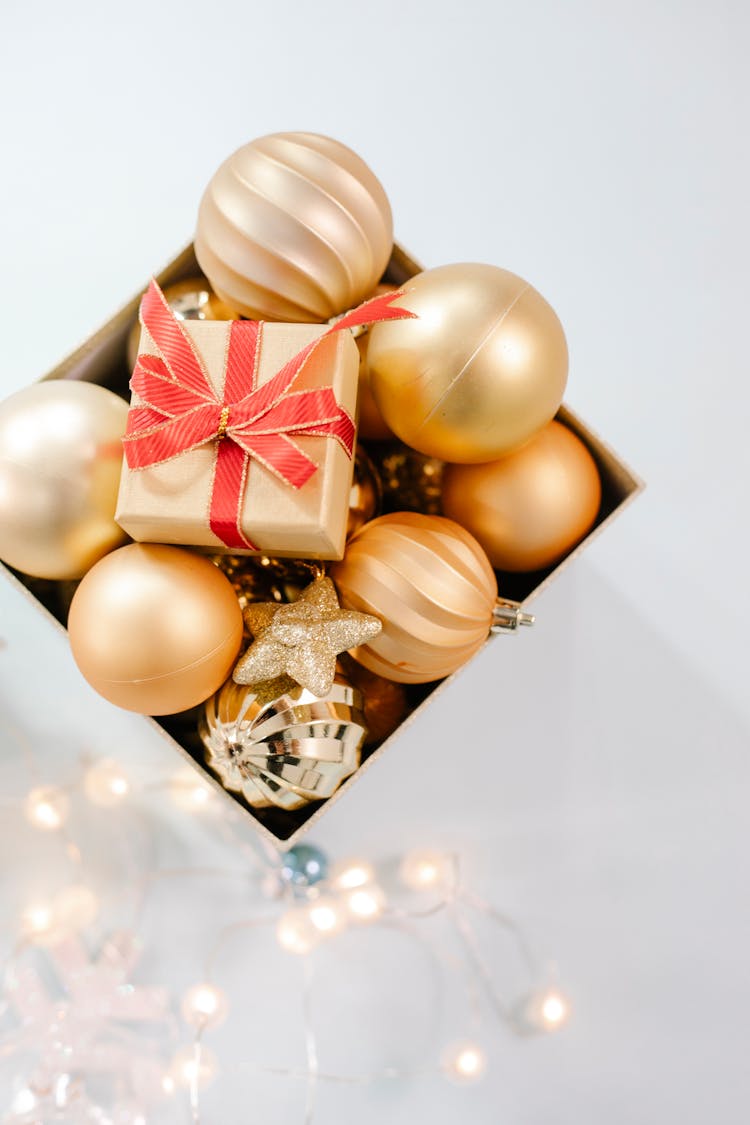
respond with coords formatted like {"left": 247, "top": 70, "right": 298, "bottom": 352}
{"left": 490, "top": 600, "right": 536, "bottom": 633}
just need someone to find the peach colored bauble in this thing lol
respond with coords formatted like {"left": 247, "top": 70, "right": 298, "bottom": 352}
{"left": 366, "top": 263, "right": 568, "bottom": 462}
{"left": 68, "top": 544, "right": 244, "bottom": 715}
{"left": 329, "top": 512, "right": 497, "bottom": 684}
{"left": 441, "top": 421, "right": 602, "bottom": 572}
{"left": 0, "top": 381, "right": 129, "bottom": 580}
{"left": 126, "top": 277, "right": 239, "bottom": 370}
{"left": 195, "top": 133, "right": 393, "bottom": 322}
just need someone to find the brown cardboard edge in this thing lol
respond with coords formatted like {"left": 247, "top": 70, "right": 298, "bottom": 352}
{"left": 3, "top": 239, "right": 645, "bottom": 851}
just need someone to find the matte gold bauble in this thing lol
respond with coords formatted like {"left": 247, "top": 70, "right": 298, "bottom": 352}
{"left": 442, "top": 420, "right": 602, "bottom": 572}
{"left": 367, "top": 263, "right": 568, "bottom": 462}
{"left": 330, "top": 512, "right": 497, "bottom": 683}
{"left": 347, "top": 445, "right": 381, "bottom": 538}
{"left": 195, "top": 132, "right": 393, "bottom": 321}
{"left": 0, "top": 382, "right": 129, "bottom": 580}
{"left": 126, "top": 277, "right": 239, "bottom": 370}
{"left": 200, "top": 673, "right": 366, "bottom": 810}
{"left": 68, "top": 544, "right": 244, "bottom": 715}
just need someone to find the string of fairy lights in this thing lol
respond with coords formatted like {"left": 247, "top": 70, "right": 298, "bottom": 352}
{"left": 0, "top": 637, "right": 570, "bottom": 1123}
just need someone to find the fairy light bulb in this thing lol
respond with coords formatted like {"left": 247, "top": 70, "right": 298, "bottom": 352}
{"left": 307, "top": 896, "right": 347, "bottom": 936}
{"left": 537, "top": 988, "right": 570, "bottom": 1030}
{"left": 276, "top": 908, "right": 318, "bottom": 955}
{"left": 181, "top": 982, "right": 229, "bottom": 1030}
{"left": 170, "top": 1045, "right": 218, "bottom": 1090}
{"left": 442, "top": 1041, "right": 487, "bottom": 1083}
{"left": 24, "top": 786, "right": 69, "bottom": 831}
{"left": 518, "top": 986, "right": 571, "bottom": 1033}
{"left": 11, "top": 1088, "right": 37, "bottom": 1114}
{"left": 400, "top": 849, "right": 452, "bottom": 891}
{"left": 345, "top": 883, "right": 386, "bottom": 922}
{"left": 329, "top": 859, "right": 376, "bottom": 891}
{"left": 83, "top": 759, "right": 130, "bottom": 807}
{"left": 21, "top": 902, "right": 54, "bottom": 941}
{"left": 168, "top": 767, "right": 215, "bottom": 811}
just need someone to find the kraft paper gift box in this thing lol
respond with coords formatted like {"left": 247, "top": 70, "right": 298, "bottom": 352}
{"left": 0, "top": 242, "right": 644, "bottom": 848}
{"left": 116, "top": 298, "right": 360, "bottom": 560}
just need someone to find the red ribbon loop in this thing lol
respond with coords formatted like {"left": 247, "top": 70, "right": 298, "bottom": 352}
{"left": 123, "top": 280, "right": 416, "bottom": 551}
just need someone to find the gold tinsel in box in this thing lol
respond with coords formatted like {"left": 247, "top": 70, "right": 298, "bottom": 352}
{"left": 0, "top": 242, "right": 643, "bottom": 848}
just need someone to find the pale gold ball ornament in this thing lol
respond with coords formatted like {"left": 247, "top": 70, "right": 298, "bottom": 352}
{"left": 442, "top": 420, "right": 602, "bottom": 572}
{"left": 367, "top": 263, "right": 569, "bottom": 462}
{"left": 194, "top": 132, "right": 394, "bottom": 321}
{"left": 0, "top": 381, "right": 129, "bottom": 580}
{"left": 329, "top": 512, "right": 498, "bottom": 684}
{"left": 126, "top": 277, "right": 239, "bottom": 370}
{"left": 68, "top": 544, "right": 244, "bottom": 715}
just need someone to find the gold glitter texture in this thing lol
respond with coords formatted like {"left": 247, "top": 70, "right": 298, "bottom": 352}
{"left": 233, "top": 577, "right": 381, "bottom": 697}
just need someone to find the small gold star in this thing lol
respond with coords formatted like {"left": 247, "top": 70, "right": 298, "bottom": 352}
{"left": 233, "top": 578, "right": 381, "bottom": 698}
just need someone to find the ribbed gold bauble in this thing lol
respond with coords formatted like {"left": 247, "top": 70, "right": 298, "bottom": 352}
{"left": 200, "top": 673, "right": 366, "bottom": 810}
{"left": 330, "top": 513, "right": 497, "bottom": 683}
{"left": 126, "top": 277, "right": 239, "bottom": 370}
{"left": 442, "top": 420, "right": 602, "bottom": 572}
{"left": 0, "top": 382, "right": 129, "bottom": 580}
{"left": 367, "top": 263, "right": 568, "bottom": 462}
{"left": 68, "top": 544, "right": 244, "bottom": 715}
{"left": 195, "top": 133, "right": 393, "bottom": 322}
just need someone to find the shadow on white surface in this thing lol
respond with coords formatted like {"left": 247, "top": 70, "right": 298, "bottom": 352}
{"left": 1, "top": 556, "right": 748, "bottom": 1123}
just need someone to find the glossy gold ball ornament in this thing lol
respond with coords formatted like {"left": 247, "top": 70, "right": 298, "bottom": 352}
{"left": 195, "top": 132, "right": 393, "bottom": 321}
{"left": 68, "top": 544, "right": 244, "bottom": 715}
{"left": 126, "top": 277, "right": 239, "bottom": 370}
{"left": 200, "top": 673, "right": 366, "bottom": 810}
{"left": 0, "top": 382, "right": 129, "bottom": 579}
{"left": 330, "top": 513, "right": 498, "bottom": 683}
{"left": 367, "top": 263, "right": 569, "bottom": 462}
{"left": 442, "top": 420, "right": 602, "bottom": 572}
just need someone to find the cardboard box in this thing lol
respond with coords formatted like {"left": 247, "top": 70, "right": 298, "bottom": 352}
{"left": 1, "top": 242, "right": 644, "bottom": 849}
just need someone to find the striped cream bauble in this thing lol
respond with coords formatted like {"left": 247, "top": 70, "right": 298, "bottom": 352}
{"left": 329, "top": 513, "right": 497, "bottom": 684}
{"left": 194, "top": 132, "right": 393, "bottom": 322}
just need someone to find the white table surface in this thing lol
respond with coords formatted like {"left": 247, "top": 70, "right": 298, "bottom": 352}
{"left": 1, "top": 2, "right": 748, "bottom": 1122}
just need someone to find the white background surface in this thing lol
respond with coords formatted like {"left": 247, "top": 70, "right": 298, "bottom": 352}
{"left": 1, "top": 1, "right": 749, "bottom": 1121}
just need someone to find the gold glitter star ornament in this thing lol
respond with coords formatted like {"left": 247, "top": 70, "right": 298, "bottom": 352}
{"left": 232, "top": 578, "right": 382, "bottom": 697}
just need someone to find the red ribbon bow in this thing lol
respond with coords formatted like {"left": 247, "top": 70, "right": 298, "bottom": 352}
{"left": 123, "top": 280, "right": 415, "bottom": 550}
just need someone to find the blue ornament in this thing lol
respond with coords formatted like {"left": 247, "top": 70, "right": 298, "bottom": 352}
{"left": 280, "top": 844, "right": 329, "bottom": 889}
